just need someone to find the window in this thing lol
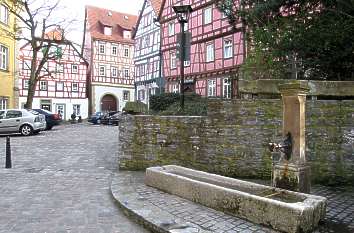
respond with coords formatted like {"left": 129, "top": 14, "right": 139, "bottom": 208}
{"left": 56, "top": 63, "right": 64, "bottom": 73}
{"left": 0, "top": 44, "right": 8, "bottom": 70}
{"left": 170, "top": 52, "right": 176, "bottom": 69}
{"left": 168, "top": 23, "right": 175, "bottom": 36}
{"left": 111, "top": 67, "right": 118, "bottom": 77}
{"left": 71, "top": 64, "right": 78, "bottom": 73}
{"left": 206, "top": 43, "right": 214, "bottom": 62}
{"left": 123, "top": 91, "right": 130, "bottom": 101}
{"left": 112, "top": 45, "right": 117, "bottom": 55}
{"left": 0, "top": 97, "right": 8, "bottom": 110}
{"left": 56, "top": 82, "right": 64, "bottom": 91}
{"left": 124, "top": 68, "right": 129, "bottom": 78}
{"left": 224, "top": 39, "right": 233, "bottom": 59}
{"left": 5, "top": 110, "right": 22, "bottom": 119}
{"left": 172, "top": 84, "right": 179, "bottom": 93}
{"left": 99, "top": 44, "right": 105, "bottom": 54}
{"left": 124, "top": 47, "right": 129, "bottom": 57}
{"left": 223, "top": 78, "right": 231, "bottom": 99}
{"left": 123, "top": 30, "right": 131, "bottom": 39}
{"left": 72, "top": 83, "right": 79, "bottom": 92}
{"left": 138, "top": 90, "right": 145, "bottom": 101}
{"left": 184, "top": 60, "right": 190, "bottom": 67}
{"left": 0, "top": 110, "right": 4, "bottom": 118}
{"left": 99, "top": 65, "right": 105, "bottom": 76}
{"left": 183, "top": 23, "right": 188, "bottom": 32}
{"left": 23, "top": 80, "right": 29, "bottom": 89}
{"left": 0, "top": 4, "right": 9, "bottom": 25}
{"left": 73, "top": 104, "right": 81, "bottom": 116}
{"left": 204, "top": 7, "right": 212, "bottom": 24}
{"left": 208, "top": 79, "right": 216, "bottom": 97}
{"left": 104, "top": 26, "right": 112, "bottom": 36}
{"left": 39, "top": 81, "right": 47, "bottom": 91}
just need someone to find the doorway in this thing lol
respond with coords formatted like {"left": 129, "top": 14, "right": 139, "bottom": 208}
{"left": 101, "top": 94, "right": 117, "bottom": 112}
{"left": 56, "top": 104, "right": 66, "bottom": 120}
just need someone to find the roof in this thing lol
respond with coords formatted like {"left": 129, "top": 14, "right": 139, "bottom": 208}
{"left": 45, "top": 28, "right": 64, "bottom": 41}
{"left": 132, "top": 0, "right": 162, "bottom": 39}
{"left": 85, "top": 5, "right": 137, "bottom": 43}
{"left": 151, "top": 0, "right": 162, "bottom": 16}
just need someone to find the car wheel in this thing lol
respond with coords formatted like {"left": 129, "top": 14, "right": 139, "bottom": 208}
{"left": 20, "top": 125, "right": 33, "bottom": 136}
{"left": 97, "top": 119, "right": 101, "bottom": 124}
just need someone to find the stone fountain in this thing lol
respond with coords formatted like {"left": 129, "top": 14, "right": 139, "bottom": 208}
{"left": 270, "top": 81, "right": 311, "bottom": 193}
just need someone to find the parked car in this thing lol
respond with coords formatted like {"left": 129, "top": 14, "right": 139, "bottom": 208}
{"left": 108, "top": 112, "right": 123, "bottom": 126}
{"left": 101, "top": 111, "right": 118, "bottom": 125}
{"left": 0, "top": 109, "right": 46, "bottom": 136}
{"left": 31, "top": 109, "right": 62, "bottom": 130}
{"left": 88, "top": 112, "right": 104, "bottom": 124}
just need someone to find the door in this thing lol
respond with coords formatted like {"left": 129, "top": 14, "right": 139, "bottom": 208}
{"left": 101, "top": 94, "right": 117, "bottom": 112}
{"left": 1, "top": 110, "right": 23, "bottom": 132}
{"left": 56, "top": 104, "right": 66, "bottom": 120}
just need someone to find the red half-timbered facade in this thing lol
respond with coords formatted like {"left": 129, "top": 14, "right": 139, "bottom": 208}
{"left": 83, "top": 6, "right": 137, "bottom": 113}
{"left": 159, "top": 0, "right": 244, "bottom": 98}
{"left": 18, "top": 39, "right": 89, "bottom": 120}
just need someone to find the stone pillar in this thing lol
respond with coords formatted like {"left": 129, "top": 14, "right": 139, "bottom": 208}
{"left": 273, "top": 81, "right": 311, "bottom": 193}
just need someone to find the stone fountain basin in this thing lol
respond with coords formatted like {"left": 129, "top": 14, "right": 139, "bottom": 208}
{"left": 145, "top": 165, "right": 327, "bottom": 233}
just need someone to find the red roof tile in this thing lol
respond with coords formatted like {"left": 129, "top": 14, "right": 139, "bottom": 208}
{"left": 150, "top": 0, "right": 162, "bottom": 16}
{"left": 85, "top": 5, "right": 137, "bottom": 43}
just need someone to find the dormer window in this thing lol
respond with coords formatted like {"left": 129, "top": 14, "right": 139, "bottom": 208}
{"left": 124, "top": 15, "right": 129, "bottom": 20}
{"left": 108, "top": 11, "right": 112, "bottom": 17}
{"left": 104, "top": 26, "right": 112, "bottom": 36}
{"left": 123, "top": 30, "right": 131, "bottom": 39}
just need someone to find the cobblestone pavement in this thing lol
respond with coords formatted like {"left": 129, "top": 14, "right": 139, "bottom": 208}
{"left": 112, "top": 172, "right": 354, "bottom": 233}
{"left": 0, "top": 124, "right": 149, "bottom": 233}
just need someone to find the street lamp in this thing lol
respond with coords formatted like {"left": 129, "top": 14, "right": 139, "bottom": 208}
{"left": 173, "top": 4, "right": 192, "bottom": 110}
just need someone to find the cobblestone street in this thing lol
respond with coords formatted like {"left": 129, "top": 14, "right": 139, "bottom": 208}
{"left": 0, "top": 124, "right": 149, "bottom": 233}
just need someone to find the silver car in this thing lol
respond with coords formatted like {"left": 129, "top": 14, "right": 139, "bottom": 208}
{"left": 0, "top": 109, "right": 46, "bottom": 136}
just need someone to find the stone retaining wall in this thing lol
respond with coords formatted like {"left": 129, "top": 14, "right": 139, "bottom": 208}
{"left": 119, "top": 99, "right": 354, "bottom": 185}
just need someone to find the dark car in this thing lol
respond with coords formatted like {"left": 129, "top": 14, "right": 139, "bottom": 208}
{"left": 107, "top": 112, "right": 123, "bottom": 126}
{"left": 88, "top": 112, "right": 103, "bottom": 124}
{"left": 101, "top": 111, "right": 118, "bottom": 125}
{"left": 31, "top": 109, "right": 62, "bottom": 130}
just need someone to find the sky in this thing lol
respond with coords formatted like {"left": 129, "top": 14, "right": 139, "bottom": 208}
{"left": 55, "top": 0, "right": 144, "bottom": 45}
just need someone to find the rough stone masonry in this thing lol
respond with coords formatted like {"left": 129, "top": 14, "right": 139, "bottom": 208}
{"left": 119, "top": 99, "right": 354, "bottom": 185}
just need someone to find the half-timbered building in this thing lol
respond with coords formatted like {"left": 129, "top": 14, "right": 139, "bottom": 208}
{"left": 159, "top": 0, "right": 245, "bottom": 98}
{"left": 83, "top": 6, "right": 137, "bottom": 113}
{"left": 133, "top": 0, "right": 163, "bottom": 105}
{"left": 18, "top": 31, "right": 89, "bottom": 120}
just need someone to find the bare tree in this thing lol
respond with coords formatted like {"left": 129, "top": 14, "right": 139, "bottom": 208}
{"left": 2, "top": 0, "right": 80, "bottom": 108}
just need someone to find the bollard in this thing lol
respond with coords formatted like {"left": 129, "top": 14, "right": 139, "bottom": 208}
{"left": 5, "top": 136, "right": 11, "bottom": 168}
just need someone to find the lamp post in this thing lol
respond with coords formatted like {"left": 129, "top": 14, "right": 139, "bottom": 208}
{"left": 173, "top": 5, "right": 192, "bottom": 110}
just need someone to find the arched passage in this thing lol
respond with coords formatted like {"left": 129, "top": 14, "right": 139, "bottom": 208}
{"left": 101, "top": 94, "right": 118, "bottom": 112}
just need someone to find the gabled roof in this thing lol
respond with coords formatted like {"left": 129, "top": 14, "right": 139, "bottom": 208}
{"left": 132, "top": 0, "right": 163, "bottom": 39}
{"left": 45, "top": 28, "right": 64, "bottom": 41}
{"left": 85, "top": 5, "right": 137, "bottom": 43}
{"left": 151, "top": 0, "right": 163, "bottom": 16}
{"left": 157, "top": 0, "right": 166, "bottom": 20}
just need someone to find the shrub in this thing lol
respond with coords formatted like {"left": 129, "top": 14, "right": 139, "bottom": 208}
{"left": 123, "top": 101, "right": 147, "bottom": 114}
{"left": 150, "top": 93, "right": 180, "bottom": 112}
{"left": 150, "top": 92, "right": 207, "bottom": 116}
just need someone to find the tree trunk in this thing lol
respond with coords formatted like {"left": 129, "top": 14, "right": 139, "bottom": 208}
{"left": 25, "top": 49, "right": 39, "bottom": 109}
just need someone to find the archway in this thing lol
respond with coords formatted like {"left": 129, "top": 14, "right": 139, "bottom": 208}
{"left": 101, "top": 94, "right": 118, "bottom": 112}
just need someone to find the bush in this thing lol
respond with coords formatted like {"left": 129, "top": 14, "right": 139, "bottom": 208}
{"left": 150, "top": 92, "right": 207, "bottom": 116}
{"left": 123, "top": 101, "right": 147, "bottom": 114}
{"left": 150, "top": 93, "right": 180, "bottom": 112}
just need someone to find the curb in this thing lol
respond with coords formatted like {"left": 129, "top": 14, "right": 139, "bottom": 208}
{"left": 110, "top": 172, "right": 212, "bottom": 233}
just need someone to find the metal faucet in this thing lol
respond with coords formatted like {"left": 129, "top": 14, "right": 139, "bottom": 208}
{"left": 268, "top": 132, "right": 293, "bottom": 161}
